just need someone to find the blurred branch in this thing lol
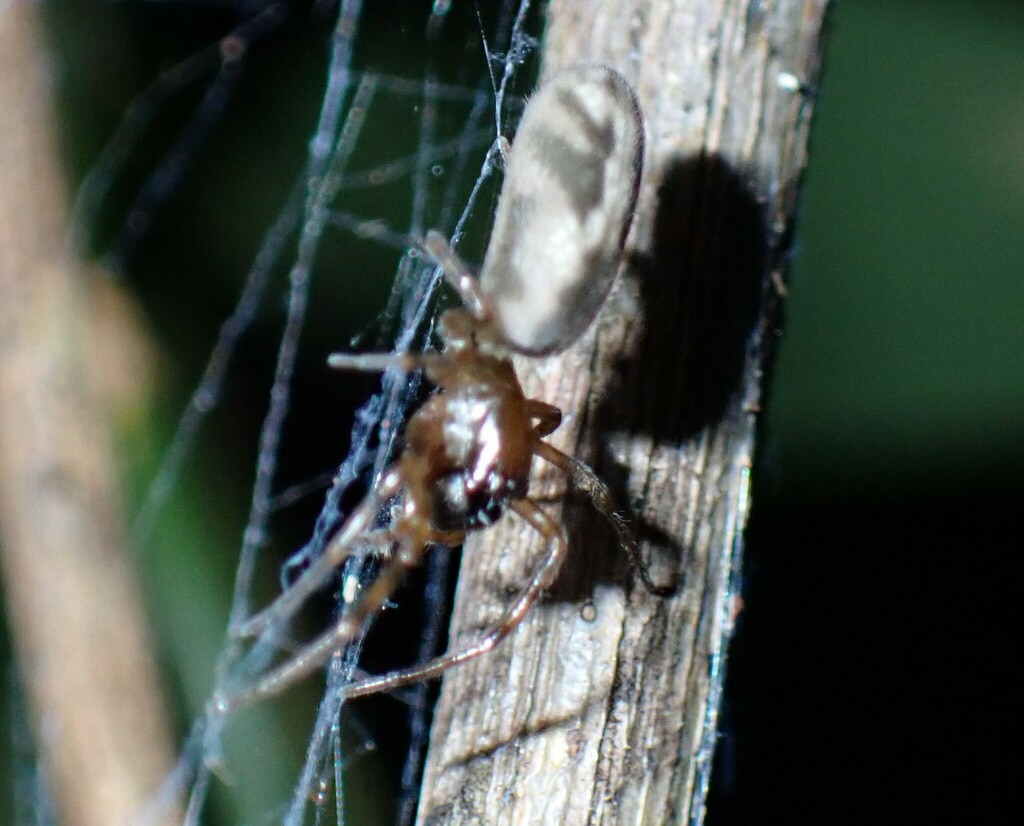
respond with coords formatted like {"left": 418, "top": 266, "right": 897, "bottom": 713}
{"left": 417, "top": 0, "right": 828, "bottom": 823}
{"left": 0, "top": 5, "right": 177, "bottom": 825}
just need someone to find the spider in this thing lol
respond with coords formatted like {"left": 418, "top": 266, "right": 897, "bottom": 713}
{"left": 217, "top": 64, "right": 668, "bottom": 712}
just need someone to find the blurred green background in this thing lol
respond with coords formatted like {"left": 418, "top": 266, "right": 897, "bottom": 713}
{"left": 770, "top": 0, "right": 1024, "bottom": 486}
{"left": 1, "top": 0, "right": 1022, "bottom": 823}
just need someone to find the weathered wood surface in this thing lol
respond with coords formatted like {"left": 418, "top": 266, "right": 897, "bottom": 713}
{"left": 417, "top": 1, "right": 829, "bottom": 823}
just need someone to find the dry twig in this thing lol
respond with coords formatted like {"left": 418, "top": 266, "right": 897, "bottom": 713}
{"left": 417, "top": 1, "right": 829, "bottom": 823}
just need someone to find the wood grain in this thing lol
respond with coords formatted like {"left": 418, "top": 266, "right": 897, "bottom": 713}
{"left": 416, "top": 1, "right": 829, "bottom": 823}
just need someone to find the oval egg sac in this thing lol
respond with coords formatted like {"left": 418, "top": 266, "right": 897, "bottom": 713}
{"left": 479, "top": 64, "right": 645, "bottom": 355}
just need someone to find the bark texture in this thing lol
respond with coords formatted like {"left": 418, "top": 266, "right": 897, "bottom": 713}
{"left": 417, "top": 1, "right": 828, "bottom": 823}
{"left": 0, "top": 6, "right": 177, "bottom": 824}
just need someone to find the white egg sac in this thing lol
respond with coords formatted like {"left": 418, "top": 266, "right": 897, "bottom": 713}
{"left": 479, "top": 64, "right": 645, "bottom": 355}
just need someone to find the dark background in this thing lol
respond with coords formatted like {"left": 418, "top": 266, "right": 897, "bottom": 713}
{"left": 0, "top": 1, "right": 1021, "bottom": 823}
{"left": 710, "top": 3, "right": 1024, "bottom": 823}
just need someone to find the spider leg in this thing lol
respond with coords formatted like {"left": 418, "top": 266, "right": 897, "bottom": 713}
{"left": 422, "top": 230, "right": 489, "bottom": 321}
{"left": 338, "top": 497, "right": 567, "bottom": 700}
{"left": 220, "top": 532, "right": 431, "bottom": 711}
{"left": 234, "top": 468, "right": 403, "bottom": 639}
{"left": 534, "top": 441, "right": 673, "bottom": 596}
{"left": 328, "top": 351, "right": 441, "bottom": 373}
{"left": 525, "top": 399, "right": 562, "bottom": 438}
{"left": 222, "top": 516, "right": 467, "bottom": 710}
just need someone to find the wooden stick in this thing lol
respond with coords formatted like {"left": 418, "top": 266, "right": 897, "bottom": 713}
{"left": 416, "top": 1, "right": 829, "bottom": 823}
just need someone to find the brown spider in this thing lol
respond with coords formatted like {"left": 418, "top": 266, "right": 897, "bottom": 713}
{"left": 217, "top": 65, "right": 666, "bottom": 712}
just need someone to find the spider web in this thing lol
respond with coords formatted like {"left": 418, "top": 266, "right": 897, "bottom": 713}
{"left": 66, "top": 1, "right": 543, "bottom": 823}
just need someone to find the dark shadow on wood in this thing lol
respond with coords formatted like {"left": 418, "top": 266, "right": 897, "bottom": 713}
{"left": 624, "top": 152, "right": 766, "bottom": 441}
{"left": 555, "top": 152, "right": 767, "bottom": 602}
